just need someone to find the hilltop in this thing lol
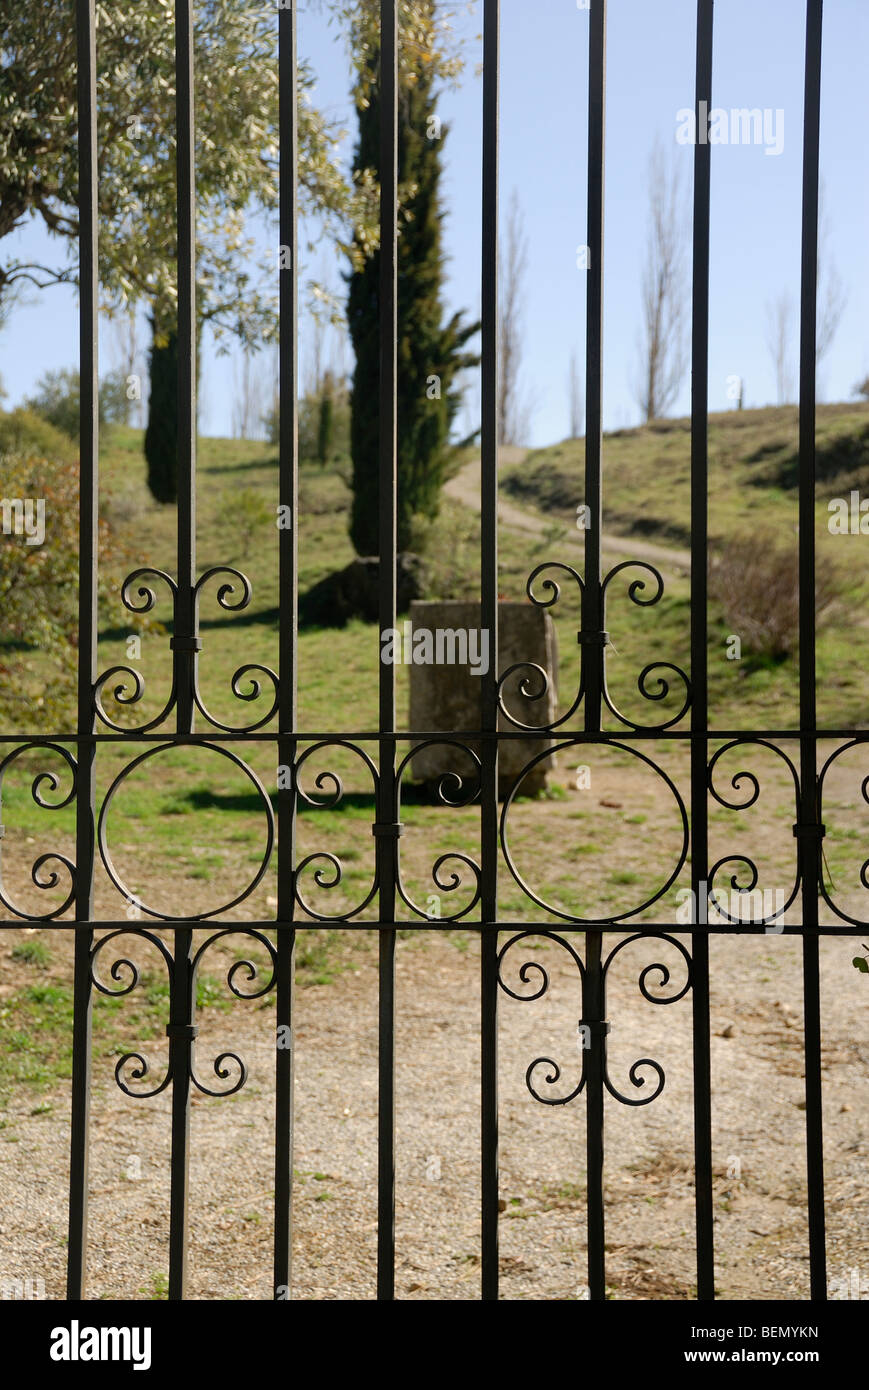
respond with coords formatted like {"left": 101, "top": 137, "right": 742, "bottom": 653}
{"left": 502, "top": 402, "right": 869, "bottom": 551}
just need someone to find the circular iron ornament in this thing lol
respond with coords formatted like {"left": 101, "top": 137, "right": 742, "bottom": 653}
{"left": 0, "top": 742, "right": 77, "bottom": 920}
{"left": 498, "top": 562, "right": 586, "bottom": 732}
{"left": 601, "top": 932, "right": 692, "bottom": 1106}
{"left": 817, "top": 740, "right": 869, "bottom": 926}
{"left": 89, "top": 929, "right": 175, "bottom": 1098}
{"left": 497, "top": 931, "right": 587, "bottom": 1105}
{"left": 97, "top": 743, "right": 275, "bottom": 921}
{"left": 294, "top": 741, "right": 380, "bottom": 920}
{"left": 499, "top": 740, "right": 689, "bottom": 924}
{"left": 707, "top": 739, "right": 801, "bottom": 928}
{"left": 601, "top": 561, "right": 691, "bottom": 731}
{"left": 192, "top": 568, "right": 279, "bottom": 732}
{"left": 395, "top": 740, "right": 482, "bottom": 922}
{"left": 94, "top": 569, "right": 178, "bottom": 732}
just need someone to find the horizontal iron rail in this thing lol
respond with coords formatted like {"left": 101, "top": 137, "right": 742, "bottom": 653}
{"left": 2, "top": 729, "right": 868, "bottom": 742}
{"left": 19, "top": 920, "right": 867, "bottom": 936}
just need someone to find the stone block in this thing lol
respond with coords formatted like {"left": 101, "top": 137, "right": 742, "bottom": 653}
{"left": 406, "top": 599, "right": 558, "bottom": 800}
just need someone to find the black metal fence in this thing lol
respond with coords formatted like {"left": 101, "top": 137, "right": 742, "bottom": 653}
{"left": 1, "top": 0, "right": 859, "bottom": 1301}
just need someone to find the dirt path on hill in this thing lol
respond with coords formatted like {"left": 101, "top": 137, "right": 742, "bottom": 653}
{"left": 445, "top": 451, "right": 693, "bottom": 578}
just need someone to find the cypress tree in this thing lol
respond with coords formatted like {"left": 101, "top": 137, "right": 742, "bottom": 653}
{"left": 346, "top": 4, "right": 479, "bottom": 557}
{"left": 144, "top": 325, "right": 178, "bottom": 505}
{"left": 317, "top": 373, "right": 334, "bottom": 466}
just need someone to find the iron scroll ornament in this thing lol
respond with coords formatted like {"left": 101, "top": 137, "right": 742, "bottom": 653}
{"left": 496, "top": 559, "right": 690, "bottom": 734}
{"left": 89, "top": 927, "right": 278, "bottom": 1100}
{"left": 497, "top": 930, "right": 587, "bottom": 1104}
{"left": 497, "top": 562, "right": 585, "bottom": 732}
{"left": 94, "top": 568, "right": 178, "bottom": 733}
{"left": 497, "top": 930, "right": 693, "bottom": 1108}
{"left": 0, "top": 741, "right": 77, "bottom": 920}
{"left": 292, "top": 740, "right": 381, "bottom": 921}
{"left": 600, "top": 562, "right": 691, "bottom": 733}
{"left": 706, "top": 738, "right": 802, "bottom": 929}
{"left": 293, "top": 739, "right": 482, "bottom": 922}
{"left": 191, "top": 568, "right": 279, "bottom": 733}
{"left": 817, "top": 740, "right": 869, "bottom": 927}
{"left": 395, "top": 739, "right": 482, "bottom": 923}
{"left": 93, "top": 565, "right": 279, "bottom": 734}
{"left": 189, "top": 927, "right": 278, "bottom": 1096}
{"left": 90, "top": 928, "right": 177, "bottom": 1098}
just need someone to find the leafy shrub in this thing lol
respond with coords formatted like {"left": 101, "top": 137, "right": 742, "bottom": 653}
{"left": 22, "top": 366, "right": 129, "bottom": 439}
{"left": 264, "top": 380, "right": 350, "bottom": 466}
{"left": 216, "top": 487, "right": 273, "bottom": 560}
{"left": 0, "top": 409, "right": 77, "bottom": 465}
{"left": 100, "top": 368, "right": 136, "bottom": 425}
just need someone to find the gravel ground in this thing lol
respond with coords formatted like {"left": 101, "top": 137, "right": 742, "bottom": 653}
{"left": 1, "top": 926, "right": 866, "bottom": 1301}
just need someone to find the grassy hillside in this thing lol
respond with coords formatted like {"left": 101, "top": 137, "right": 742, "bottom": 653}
{"left": 2, "top": 406, "right": 869, "bottom": 933}
{"left": 504, "top": 402, "right": 869, "bottom": 549}
{"left": 4, "top": 402, "right": 869, "bottom": 739}
{"left": 502, "top": 402, "right": 869, "bottom": 732}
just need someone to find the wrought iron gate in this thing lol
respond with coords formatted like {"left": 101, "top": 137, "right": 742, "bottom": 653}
{"left": 1, "top": 0, "right": 858, "bottom": 1301}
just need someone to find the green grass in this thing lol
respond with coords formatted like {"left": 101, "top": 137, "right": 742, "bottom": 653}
{"left": 139, "top": 1272, "right": 169, "bottom": 1301}
{"left": 10, "top": 939, "right": 52, "bottom": 968}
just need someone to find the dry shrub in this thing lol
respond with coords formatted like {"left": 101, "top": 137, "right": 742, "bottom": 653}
{"left": 708, "top": 532, "right": 841, "bottom": 663}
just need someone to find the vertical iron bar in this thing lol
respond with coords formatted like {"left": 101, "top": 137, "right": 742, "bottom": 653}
{"left": 582, "top": 0, "right": 607, "bottom": 1304}
{"left": 167, "top": 927, "right": 195, "bottom": 1300}
{"left": 376, "top": 0, "right": 398, "bottom": 1302}
{"left": 690, "top": 0, "right": 715, "bottom": 1303}
{"left": 581, "top": 0, "right": 606, "bottom": 730}
{"left": 798, "top": 0, "right": 827, "bottom": 1302}
{"left": 480, "top": 0, "right": 500, "bottom": 1304}
{"left": 168, "top": 0, "right": 197, "bottom": 1301}
{"left": 274, "top": 0, "right": 299, "bottom": 1301}
{"left": 174, "top": 0, "right": 198, "bottom": 736}
{"left": 582, "top": 930, "right": 605, "bottom": 1301}
{"left": 67, "top": 0, "right": 98, "bottom": 1301}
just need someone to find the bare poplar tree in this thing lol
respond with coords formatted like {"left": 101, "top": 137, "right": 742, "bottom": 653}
{"left": 817, "top": 181, "right": 846, "bottom": 369}
{"left": 568, "top": 349, "right": 584, "bottom": 438}
{"left": 635, "top": 139, "right": 689, "bottom": 422}
{"left": 767, "top": 186, "right": 844, "bottom": 404}
{"left": 108, "top": 309, "right": 142, "bottom": 426}
{"left": 306, "top": 306, "right": 327, "bottom": 399}
{"left": 498, "top": 188, "right": 531, "bottom": 446}
{"left": 766, "top": 291, "right": 795, "bottom": 405}
{"left": 233, "top": 350, "right": 266, "bottom": 440}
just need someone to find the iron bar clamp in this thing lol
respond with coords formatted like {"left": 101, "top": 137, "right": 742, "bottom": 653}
{"left": 578, "top": 1018, "right": 611, "bottom": 1054}
{"left": 794, "top": 808, "right": 826, "bottom": 898}
{"left": 170, "top": 624, "right": 203, "bottom": 731}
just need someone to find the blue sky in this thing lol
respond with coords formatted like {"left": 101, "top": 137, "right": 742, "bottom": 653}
{"left": 1, "top": 0, "right": 867, "bottom": 446}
